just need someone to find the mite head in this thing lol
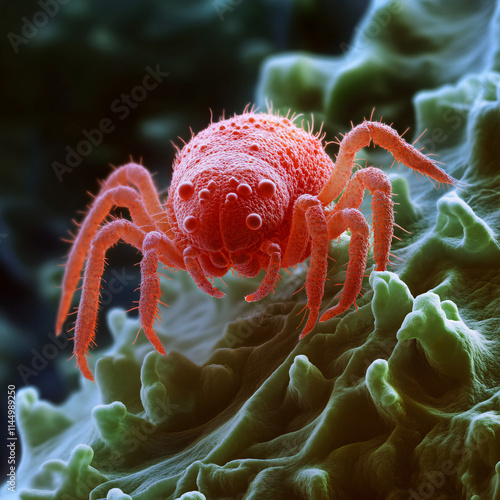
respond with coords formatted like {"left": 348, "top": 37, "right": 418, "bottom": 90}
{"left": 171, "top": 153, "right": 289, "bottom": 255}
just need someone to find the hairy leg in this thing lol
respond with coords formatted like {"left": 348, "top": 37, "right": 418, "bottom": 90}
{"left": 245, "top": 240, "right": 281, "bottom": 302}
{"left": 334, "top": 167, "right": 394, "bottom": 271}
{"left": 183, "top": 246, "right": 225, "bottom": 298}
{"left": 300, "top": 204, "right": 329, "bottom": 337}
{"left": 74, "top": 219, "right": 144, "bottom": 380}
{"left": 282, "top": 195, "right": 319, "bottom": 268}
{"left": 74, "top": 220, "right": 182, "bottom": 381}
{"left": 320, "top": 208, "right": 370, "bottom": 322}
{"left": 282, "top": 195, "right": 329, "bottom": 338}
{"left": 102, "top": 163, "right": 171, "bottom": 234}
{"left": 140, "top": 232, "right": 177, "bottom": 358}
{"left": 318, "top": 121, "right": 456, "bottom": 205}
{"left": 56, "top": 186, "right": 160, "bottom": 334}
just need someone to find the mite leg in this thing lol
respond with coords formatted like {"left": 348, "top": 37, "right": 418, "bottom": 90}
{"left": 102, "top": 162, "right": 171, "bottom": 233}
{"left": 282, "top": 194, "right": 319, "bottom": 268}
{"left": 282, "top": 195, "right": 329, "bottom": 338}
{"left": 334, "top": 167, "right": 394, "bottom": 271}
{"left": 74, "top": 219, "right": 144, "bottom": 381}
{"left": 139, "top": 232, "right": 180, "bottom": 359}
{"left": 319, "top": 208, "right": 370, "bottom": 323}
{"left": 56, "top": 186, "right": 170, "bottom": 335}
{"left": 75, "top": 221, "right": 183, "bottom": 381}
{"left": 318, "top": 121, "right": 456, "bottom": 205}
{"left": 245, "top": 241, "right": 281, "bottom": 302}
{"left": 183, "top": 246, "right": 225, "bottom": 298}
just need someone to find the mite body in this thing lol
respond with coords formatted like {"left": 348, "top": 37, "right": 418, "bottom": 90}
{"left": 166, "top": 113, "right": 332, "bottom": 282}
{"left": 57, "top": 110, "right": 456, "bottom": 380}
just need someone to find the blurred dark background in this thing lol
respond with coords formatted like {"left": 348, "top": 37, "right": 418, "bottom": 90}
{"left": 0, "top": 0, "right": 368, "bottom": 475}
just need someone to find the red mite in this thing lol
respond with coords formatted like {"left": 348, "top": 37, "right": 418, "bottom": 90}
{"left": 56, "top": 110, "right": 456, "bottom": 381}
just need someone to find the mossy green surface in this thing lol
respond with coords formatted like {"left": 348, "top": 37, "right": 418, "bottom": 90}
{"left": 6, "top": 0, "right": 500, "bottom": 499}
